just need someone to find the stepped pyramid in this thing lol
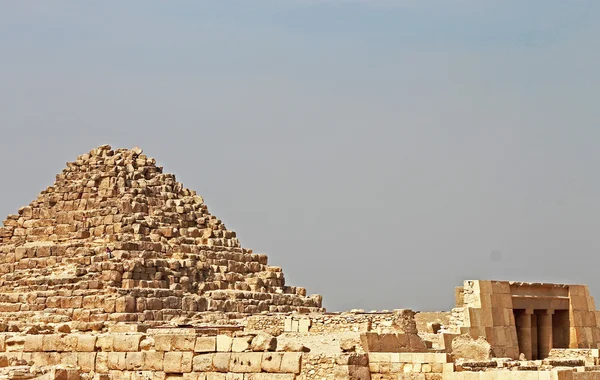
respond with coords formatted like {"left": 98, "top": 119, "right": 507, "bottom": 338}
{"left": 0, "top": 145, "right": 323, "bottom": 329}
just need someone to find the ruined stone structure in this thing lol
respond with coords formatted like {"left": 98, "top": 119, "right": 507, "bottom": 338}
{"left": 3, "top": 146, "right": 600, "bottom": 380}
{"left": 442, "top": 280, "right": 600, "bottom": 360}
{"left": 0, "top": 145, "right": 322, "bottom": 330}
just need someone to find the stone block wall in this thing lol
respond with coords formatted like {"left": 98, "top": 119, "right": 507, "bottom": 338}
{"left": 568, "top": 286, "right": 600, "bottom": 348}
{"left": 246, "top": 310, "right": 421, "bottom": 336}
{"left": 0, "top": 331, "right": 304, "bottom": 380}
{"left": 368, "top": 352, "right": 453, "bottom": 380}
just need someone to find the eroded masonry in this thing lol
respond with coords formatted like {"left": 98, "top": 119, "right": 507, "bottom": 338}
{"left": 1, "top": 145, "right": 600, "bottom": 380}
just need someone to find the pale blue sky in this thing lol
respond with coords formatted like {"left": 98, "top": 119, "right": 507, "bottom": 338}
{"left": 1, "top": 1, "right": 600, "bottom": 311}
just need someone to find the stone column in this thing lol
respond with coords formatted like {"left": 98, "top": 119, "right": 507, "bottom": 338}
{"left": 516, "top": 309, "right": 534, "bottom": 360}
{"left": 531, "top": 313, "right": 538, "bottom": 360}
{"left": 538, "top": 309, "right": 554, "bottom": 359}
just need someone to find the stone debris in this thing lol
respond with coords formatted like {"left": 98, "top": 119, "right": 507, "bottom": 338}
{"left": 451, "top": 334, "right": 493, "bottom": 361}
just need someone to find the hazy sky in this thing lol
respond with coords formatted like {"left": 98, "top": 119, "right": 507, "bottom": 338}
{"left": 1, "top": 1, "right": 600, "bottom": 312}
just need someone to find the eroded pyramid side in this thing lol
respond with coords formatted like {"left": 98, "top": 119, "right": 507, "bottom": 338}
{"left": 0, "top": 145, "right": 323, "bottom": 330}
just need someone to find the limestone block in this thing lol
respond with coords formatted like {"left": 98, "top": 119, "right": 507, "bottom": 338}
{"left": 193, "top": 354, "right": 214, "bottom": 372}
{"left": 183, "top": 374, "right": 203, "bottom": 380}
{"left": 140, "top": 336, "right": 155, "bottom": 351}
{"left": 261, "top": 352, "right": 283, "bottom": 373}
{"left": 109, "top": 370, "right": 132, "bottom": 380}
{"left": 368, "top": 353, "right": 391, "bottom": 363}
{"left": 96, "top": 335, "right": 114, "bottom": 352}
{"left": 413, "top": 363, "right": 423, "bottom": 373}
{"left": 143, "top": 351, "right": 164, "bottom": 371}
{"left": 224, "top": 375, "right": 243, "bottom": 380}
{"left": 251, "top": 333, "right": 277, "bottom": 352}
{"left": 110, "top": 335, "right": 139, "bottom": 352}
{"left": 96, "top": 352, "right": 109, "bottom": 373}
{"left": 333, "top": 365, "right": 371, "bottom": 380}
{"left": 195, "top": 337, "right": 216, "bottom": 353}
{"left": 368, "top": 362, "right": 379, "bottom": 373}
{"left": 52, "top": 368, "right": 82, "bottom": 380}
{"left": 246, "top": 375, "right": 295, "bottom": 380}
{"left": 63, "top": 335, "right": 79, "bottom": 351}
{"left": 553, "top": 370, "right": 574, "bottom": 380}
{"left": 164, "top": 352, "right": 182, "bottom": 373}
{"left": 126, "top": 352, "right": 144, "bottom": 371}
{"left": 213, "top": 353, "right": 231, "bottom": 372}
{"left": 42, "top": 335, "right": 65, "bottom": 352}
{"left": 451, "top": 334, "right": 493, "bottom": 361}
{"left": 78, "top": 352, "right": 97, "bottom": 372}
{"left": 571, "top": 296, "right": 589, "bottom": 311}
{"left": 280, "top": 352, "right": 302, "bottom": 374}
{"left": 153, "top": 335, "right": 172, "bottom": 351}
{"left": 154, "top": 334, "right": 195, "bottom": 351}
{"left": 491, "top": 308, "right": 509, "bottom": 327}
{"left": 61, "top": 352, "right": 79, "bottom": 366}
{"left": 108, "top": 324, "right": 146, "bottom": 334}
{"left": 570, "top": 286, "right": 587, "bottom": 297}
{"left": 205, "top": 374, "right": 226, "bottom": 380}
{"left": 76, "top": 335, "right": 97, "bottom": 352}
{"left": 116, "top": 297, "right": 137, "bottom": 313}
{"left": 4, "top": 336, "right": 24, "bottom": 353}
{"left": 298, "top": 318, "right": 310, "bottom": 333}
{"left": 492, "top": 281, "right": 511, "bottom": 294}
{"left": 434, "top": 353, "right": 450, "bottom": 363}
{"left": 108, "top": 352, "right": 127, "bottom": 370}
{"left": 230, "top": 352, "right": 262, "bottom": 373}
{"left": 472, "top": 280, "right": 493, "bottom": 294}
{"left": 232, "top": 337, "right": 252, "bottom": 352}
{"left": 216, "top": 335, "right": 233, "bottom": 352}
{"left": 291, "top": 320, "right": 299, "bottom": 332}
{"left": 164, "top": 352, "right": 193, "bottom": 373}
{"left": 24, "top": 336, "right": 43, "bottom": 352}
{"left": 181, "top": 352, "right": 193, "bottom": 373}
{"left": 173, "top": 335, "right": 196, "bottom": 351}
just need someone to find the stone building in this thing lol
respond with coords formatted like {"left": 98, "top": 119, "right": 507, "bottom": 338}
{"left": 442, "top": 280, "right": 600, "bottom": 360}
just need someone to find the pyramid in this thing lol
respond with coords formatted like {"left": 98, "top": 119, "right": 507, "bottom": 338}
{"left": 0, "top": 145, "right": 323, "bottom": 329}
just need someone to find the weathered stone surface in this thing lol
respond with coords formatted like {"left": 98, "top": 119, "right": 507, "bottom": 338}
{"left": 0, "top": 145, "right": 323, "bottom": 330}
{"left": 451, "top": 334, "right": 493, "bottom": 361}
{"left": 251, "top": 333, "right": 277, "bottom": 352}
{"left": 195, "top": 337, "right": 216, "bottom": 353}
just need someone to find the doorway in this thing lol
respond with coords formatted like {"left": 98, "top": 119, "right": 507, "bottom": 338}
{"left": 514, "top": 309, "right": 570, "bottom": 360}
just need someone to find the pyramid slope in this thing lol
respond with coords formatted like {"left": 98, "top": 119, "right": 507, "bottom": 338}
{"left": 0, "top": 145, "right": 322, "bottom": 329}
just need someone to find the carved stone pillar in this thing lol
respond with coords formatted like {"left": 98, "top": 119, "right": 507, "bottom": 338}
{"left": 538, "top": 309, "right": 554, "bottom": 359}
{"left": 516, "top": 309, "right": 534, "bottom": 360}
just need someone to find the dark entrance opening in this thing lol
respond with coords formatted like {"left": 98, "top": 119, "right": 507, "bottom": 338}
{"left": 514, "top": 308, "right": 569, "bottom": 360}
{"left": 552, "top": 309, "right": 570, "bottom": 349}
